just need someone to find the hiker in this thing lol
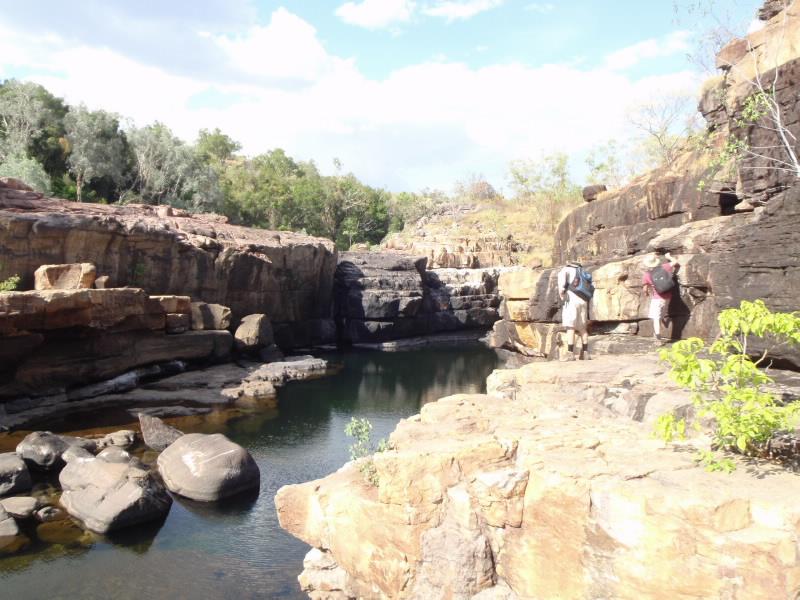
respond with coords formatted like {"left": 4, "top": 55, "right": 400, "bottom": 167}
{"left": 642, "top": 253, "right": 679, "bottom": 341}
{"left": 557, "top": 260, "right": 594, "bottom": 361}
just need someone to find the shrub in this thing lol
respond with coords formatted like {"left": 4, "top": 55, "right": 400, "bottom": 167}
{"left": 344, "top": 417, "right": 390, "bottom": 486}
{"left": 0, "top": 274, "right": 20, "bottom": 291}
{"left": 656, "top": 300, "right": 800, "bottom": 471}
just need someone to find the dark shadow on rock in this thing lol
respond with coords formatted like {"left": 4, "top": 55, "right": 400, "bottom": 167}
{"left": 171, "top": 485, "right": 260, "bottom": 521}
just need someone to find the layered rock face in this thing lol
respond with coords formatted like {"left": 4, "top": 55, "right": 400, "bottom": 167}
{"left": 334, "top": 252, "right": 501, "bottom": 344}
{"left": 0, "top": 181, "right": 337, "bottom": 343}
{"left": 277, "top": 355, "right": 800, "bottom": 599}
{"left": 490, "top": 3, "right": 800, "bottom": 365}
{"left": 383, "top": 232, "right": 528, "bottom": 269}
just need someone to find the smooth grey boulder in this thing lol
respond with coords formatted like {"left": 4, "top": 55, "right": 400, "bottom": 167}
{"left": 234, "top": 314, "right": 274, "bottom": 352}
{"left": 0, "top": 496, "right": 38, "bottom": 519}
{"left": 157, "top": 433, "right": 260, "bottom": 502}
{"left": 190, "top": 302, "right": 232, "bottom": 331}
{"left": 62, "top": 445, "right": 94, "bottom": 463}
{"left": 16, "top": 432, "right": 97, "bottom": 470}
{"left": 0, "top": 505, "right": 19, "bottom": 537}
{"left": 0, "top": 453, "right": 31, "bottom": 496}
{"left": 96, "top": 446, "right": 131, "bottom": 463}
{"left": 59, "top": 454, "right": 172, "bottom": 534}
{"left": 138, "top": 414, "right": 184, "bottom": 452}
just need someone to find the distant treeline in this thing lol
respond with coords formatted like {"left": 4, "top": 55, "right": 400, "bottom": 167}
{"left": 0, "top": 79, "right": 592, "bottom": 248}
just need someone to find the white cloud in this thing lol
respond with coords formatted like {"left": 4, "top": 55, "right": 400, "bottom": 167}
{"left": 525, "top": 3, "right": 554, "bottom": 14}
{"left": 422, "top": 0, "right": 504, "bottom": 22}
{"left": 335, "top": 0, "right": 415, "bottom": 29}
{"left": 0, "top": 13, "right": 702, "bottom": 192}
{"left": 603, "top": 30, "right": 692, "bottom": 71}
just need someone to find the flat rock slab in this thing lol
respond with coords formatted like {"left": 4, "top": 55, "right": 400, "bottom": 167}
{"left": 138, "top": 414, "right": 184, "bottom": 452}
{"left": 59, "top": 454, "right": 172, "bottom": 533}
{"left": 157, "top": 433, "right": 260, "bottom": 502}
{"left": 0, "top": 453, "right": 31, "bottom": 496}
{"left": 0, "top": 496, "right": 38, "bottom": 519}
{"left": 0, "top": 505, "right": 19, "bottom": 537}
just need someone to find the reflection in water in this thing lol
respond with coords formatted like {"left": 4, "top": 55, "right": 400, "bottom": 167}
{"left": 0, "top": 344, "right": 501, "bottom": 600}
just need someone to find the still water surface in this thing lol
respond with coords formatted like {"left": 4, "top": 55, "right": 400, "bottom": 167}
{"left": 0, "top": 345, "right": 501, "bottom": 599}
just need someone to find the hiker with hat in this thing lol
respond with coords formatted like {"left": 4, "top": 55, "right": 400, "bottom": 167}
{"left": 557, "top": 260, "right": 594, "bottom": 361}
{"left": 642, "top": 252, "right": 679, "bottom": 341}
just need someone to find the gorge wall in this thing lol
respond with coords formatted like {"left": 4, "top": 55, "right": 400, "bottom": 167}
{"left": 489, "top": 2, "right": 800, "bottom": 367}
{"left": 0, "top": 182, "right": 337, "bottom": 347}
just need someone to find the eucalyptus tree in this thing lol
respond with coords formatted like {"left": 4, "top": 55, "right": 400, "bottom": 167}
{"left": 64, "top": 105, "right": 128, "bottom": 202}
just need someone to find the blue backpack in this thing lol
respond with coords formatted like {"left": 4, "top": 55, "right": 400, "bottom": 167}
{"left": 567, "top": 266, "right": 594, "bottom": 301}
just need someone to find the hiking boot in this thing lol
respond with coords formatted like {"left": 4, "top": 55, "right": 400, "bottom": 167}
{"left": 559, "top": 352, "right": 575, "bottom": 362}
{"left": 580, "top": 352, "right": 592, "bottom": 361}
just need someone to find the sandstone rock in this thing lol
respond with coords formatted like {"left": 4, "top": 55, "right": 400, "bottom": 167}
{"left": 0, "top": 190, "right": 336, "bottom": 337}
{"left": 157, "top": 433, "right": 260, "bottom": 501}
{"left": 0, "top": 177, "right": 34, "bottom": 192}
{"left": 0, "top": 453, "right": 31, "bottom": 496}
{"left": 166, "top": 312, "right": 191, "bottom": 334}
{"left": 138, "top": 414, "right": 184, "bottom": 452}
{"left": 34, "top": 263, "right": 96, "bottom": 290}
{"left": 191, "top": 302, "right": 232, "bottom": 331}
{"left": 235, "top": 314, "right": 274, "bottom": 351}
{"left": 94, "top": 275, "right": 111, "bottom": 289}
{"left": 0, "top": 496, "right": 38, "bottom": 519}
{"left": 150, "top": 295, "right": 191, "bottom": 314}
{"left": 0, "top": 505, "right": 19, "bottom": 537}
{"left": 15, "top": 432, "right": 96, "bottom": 470}
{"left": 59, "top": 454, "right": 172, "bottom": 533}
{"left": 100, "top": 429, "right": 137, "bottom": 449}
{"left": 582, "top": 184, "right": 607, "bottom": 202}
{"left": 298, "top": 548, "right": 357, "bottom": 600}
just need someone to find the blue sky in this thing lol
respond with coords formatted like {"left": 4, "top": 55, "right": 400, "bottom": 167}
{"left": 0, "top": 0, "right": 760, "bottom": 192}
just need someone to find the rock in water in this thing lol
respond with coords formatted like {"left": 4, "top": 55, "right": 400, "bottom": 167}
{"left": 0, "top": 505, "right": 19, "bottom": 537}
{"left": 0, "top": 496, "right": 38, "bottom": 519}
{"left": 59, "top": 454, "right": 172, "bottom": 534}
{"left": 138, "top": 414, "right": 184, "bottom": 452}
{"left": 157, "top": 433, "right": 260, "bottom": 501}
{"left": 0, "top": 453, "right": 31, "bottom": 496}
{"left": 15, "top": 432, "right": 97, "bottom": 470}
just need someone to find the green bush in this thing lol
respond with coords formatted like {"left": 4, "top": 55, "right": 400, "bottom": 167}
{"left": 0, "top": 274, "right": 20, "bottom": 291}
{"left": 656, "top": 300, "right": 800, "bottom": 471}
{"left": 344, "top": 417, "right": 390, "bottom": 486}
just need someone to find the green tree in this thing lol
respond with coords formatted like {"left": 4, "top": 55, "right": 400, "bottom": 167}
{"left": 0, "top": 154, "right": 52, "bottom": 193}
{"left": 64, "top": 106, "right": 128, "bottom": 202}
{"left": 196, "top": 127, "right": 241, "bottom": 165}
{"left": 0, "top": 80, "right": 57, "bottom": 162}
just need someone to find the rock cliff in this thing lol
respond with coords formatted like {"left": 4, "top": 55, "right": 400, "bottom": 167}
{"left": 277, "top": 354, "right": 800, "bottom": 599}
{"left": 489, "top": 2, "right": 800, "bottom": 367}
{"left": 335, "top": 252, "right": 501, "bottom": 344}
{"left": 0, "top": 181, "right": 337, "bottom": 346}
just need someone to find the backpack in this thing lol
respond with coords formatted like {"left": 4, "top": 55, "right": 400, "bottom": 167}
{"left": 567, "top": 266, "right": 594, "bottom": 301}
{"left": 650, "top": 264, "right": 675, "bottom": 294}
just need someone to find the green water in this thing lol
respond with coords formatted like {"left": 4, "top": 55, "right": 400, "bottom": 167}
{"left": 0, "top": 345, "right": 501, "bottom": 599}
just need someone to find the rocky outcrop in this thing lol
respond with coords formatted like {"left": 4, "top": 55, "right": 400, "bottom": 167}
{"left": 157, "top": 433, "right": 260, "bottom": 501}
{"left": 34, "top": 263, "right": 96, "bottom": 290}
{"left": 277, "top": 354, "right": 800, "bottom": 599}
{"left": 383, "top": 232, "right": 528, "bottom": 269}
{"left": 0, "top": 453, "right": 31, "bottom": 496}
{"left": 335, "top": 252, "right": 501, "bottom": 344}
{"left": 0, "top": 181, "right": 337, "bottom": 344}
{"left": 490, "top": 2, "right": 800, "bottom": 365}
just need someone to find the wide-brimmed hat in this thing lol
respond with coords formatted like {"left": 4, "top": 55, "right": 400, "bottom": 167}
{"left": 642, "top": 255, "right": 662, "bottom": 269}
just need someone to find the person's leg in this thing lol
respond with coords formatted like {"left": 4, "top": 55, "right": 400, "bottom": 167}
{"left": 649, "top": 298, "right": 662, "bottom": 338}
{"left": 560, "top": 327, "right": 576, "bottom": 361}
{"left": 580, "top": 329, "right": 590, "bottom": 359}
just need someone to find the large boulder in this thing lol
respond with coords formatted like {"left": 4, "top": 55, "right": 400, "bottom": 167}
{"left": 138, "top": 414, "right": 184, "bottom": 452}
{"left": 0, "top": 453, "right": 31, "bottom": 496}
{"left": 190, "top": 302, "right": 232, "bottom": 331}
{"left": 59, "top": 454, "right": 172, "bottom": 533}
{"left": 0, "top": 496, "right": 38, "bottom": 519}
{"left": 15, "top": 432, "right": 97, "bottom": 470}
{"left": 34, "top": 263, "right": 96, "bottom": 290}
{"left": 157, "top": 433, "right": 260, "bottom": 501}
{"left": 234, "top": 314, "right": 275, "bottom": 352}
